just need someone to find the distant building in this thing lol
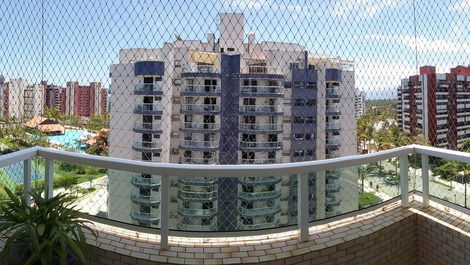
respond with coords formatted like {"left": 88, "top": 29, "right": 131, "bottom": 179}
{"left": 355, "top": 90, "right": 365, "bottom": 119}
{"left": 65, "top": 82, "right": 108, "bottom": 117}
{"left": 397, "top": 65, "right": 470, "bottom": 149}
{"left": 42, "top": 81, "right": 67, "bottom": 113}
{"left": 1, "top": 79, "right": 28, "bottom": 119}
{"left": 24, "top": 84, "right": 45, "bottom": 119}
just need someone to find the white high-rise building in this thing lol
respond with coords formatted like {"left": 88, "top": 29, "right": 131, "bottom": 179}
{"left": 355, "top": 90, "right": 365, "bottom": 119}
{"left": 108, "top": 13, "right": 357, "bottom": 230}
{"left": 24, "top": 84, "right": 45, "bottom": 119}
{"left": 1, "top": 79, "right": 28, "bottom": 119}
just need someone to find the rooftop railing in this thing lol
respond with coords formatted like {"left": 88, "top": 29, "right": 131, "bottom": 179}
{"left": 0, "top": 145, "right": 469, "bottom": 250}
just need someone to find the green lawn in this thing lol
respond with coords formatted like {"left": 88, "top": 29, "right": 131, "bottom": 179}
{"left": 359, "top": 192, "right": 382, "bottom": 209}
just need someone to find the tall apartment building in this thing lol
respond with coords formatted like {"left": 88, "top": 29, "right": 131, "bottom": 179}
{"left": 1, "top": 79, "right": 28, "bottom": 118}
{"left": 397, "top": 66, "right": 470, "bottom": 149}
{"left": 65, "top": 82, "right": 107, "bottom": 117}
{"left": 23, "top": 83, "right": 45, "bottom": 119}
{"left": 108, "top": 13, "right": 357, "bottom": 231}
{"left": 355, "top": 90, "right": 365, "bottom": 119}
{"left": 43, "top": 81, "right": 67, "bottom": 113}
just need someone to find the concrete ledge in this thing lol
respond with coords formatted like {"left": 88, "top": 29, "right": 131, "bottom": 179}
{"left": 82, "top": 199, "right": 470, "bottom": 265}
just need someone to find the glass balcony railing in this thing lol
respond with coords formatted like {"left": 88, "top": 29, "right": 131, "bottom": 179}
{"left": 133, "top": 122, "right": 162, "bottom": 131}
{"left": 177, "top": 223, "right": 217, "bottom": 231}
{"left": 325, "top": 182, "right": 341, "bottom": 192}
{"left": 132, "top": 153, "right": 162, "bottom": 162}
{"left": 180, "top": 140, "right": 219, "bottom": 149}
{"left": 130, "top": 212, "right": 159, "bottom": 225}
{"left": 182, "top": 65, "right": 219, "bottom": 74}
{"left": 242, "top": 65, "right": 284, "bottom": 75}
{"left": 326, "top": 197, "right": 342, "bottom": 206}
{"left": 134, "top": 83, "right": 163, "bottom": 93}
{"left": 239, "top": 158, "right": 282, "bottom": 164}
{"left": 239, "top": 205, "right": 281, "bottom": 216}
{"left": 178, "top": 190, "right": 218, "bottom": 200}
{"left": 239, "top": 123, "right": 282, "bottom": 131}
{"left": 131, "top": 175, "right": 161, "bottom": 188}
{"left": 326, "top": 106, "right": 340, "bottom": 114}
{"left": 239, "top": 176, "right": 282, "bottom": 184}
{"left": 326, "top": 122, "right": 341, "bottom": 130}
{"left": 238, "top": 190, "right": 281, "bottom": 200}
{"left": 239, "top": 141, "right": 282, "bottom": 149}
{"left": 239, "top": 220, "right": 280, "bottom": 230}
{"left": 179, "top": 177, "right": 218, "bottom": 186}
{"left": 239, "top": 105, "right": 283, "bottom": 113}
{"left": 130, "top": 193, "right": 160, "bottom": 206}
{"left": 179, "top": 208, "right": 217, "bottom": 216}
{"left": 181, "top": 121, "right": 220, "bottom": 130}
{"left": 326, "top": 139, "right": 341, "bottom": 146}
{"left": 132, "top": 141, "right": 162, "bottom": 150}
{"left": 326, "top": 88, "right": 340, "bottom": 97}
{"left": 180, "top": 157, "right": 218, "bottom": 165}
{"left": 134, "top": 103, "right": 163, "bottom": 113}
{"left": 240, "top": 86, "right": 283, "bottom": 95}
{"left": 181, "top": 104, "right": 220, "bottom": 112}
{"left": 182, "top": 85, "right": 221, "bottom": 93}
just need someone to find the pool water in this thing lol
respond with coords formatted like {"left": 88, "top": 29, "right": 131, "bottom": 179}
{"left": 48, "top": 129, "right": 89, "bottom": 151}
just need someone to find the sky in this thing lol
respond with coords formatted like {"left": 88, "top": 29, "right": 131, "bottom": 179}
{"left": 0, "top": 0, "right": 469, "bottom": 99}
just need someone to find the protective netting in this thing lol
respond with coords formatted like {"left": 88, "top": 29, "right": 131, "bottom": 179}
{"left": 1, "top": 0, "right": 470, "bottom": 231}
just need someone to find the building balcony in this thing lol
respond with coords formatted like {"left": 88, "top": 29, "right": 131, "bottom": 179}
{"left": 181, "top": 65, "right": 220, "bottom": 78}
{"left": 239, "top": 220, "right": 280, "bottom": 230}
{"left": 180, "top": 157, "right": 218, "bottom": 165}
{"left": 181, "top": 85, "right": 221, "bottom": 96}
{"left": 178, "top": 177, "right": 218, "bottom": 186}
{"left": 133, "top": 122, "right": 162, "bottom": 133}
{"left": 326, "top": 106, "right": 341, "bottom": 115}
{"left": 239, "top": 176, "right": 282, "bottom": 185}
{"left": 134, "top": 103, "right": 163, "bottom": 115}
{"left": 131, "top": 175, "right": 161, "bottom": 189}
{"left": 132, "top": 140, "right": 162, "bottom": 152}
{"left": 239, "top": 205, "right": 281, "bottom": 216}
{"left": 177, "top": 222, "right": 217, "bottom": 231}
{"left": 326, "top": 197, "right": 342, "bottom": 206}
{"left": 181, "top": 104, "right": 220, "bottom": 114}
{"left": 130, "top": 212, "right": 159, "bottom": 225}
{"left": 325, "top": 182, "right": 341, "bottom": 192}
{"left": 241, "top": 65, "right": 285, "bottom": 79}
{"left": 326, "top": 122, "right": 341, "bottom": 131}
{"left": 132, "top": 153, "right": 162, "bottom": 163}
{"left": 326, "top": 139, "right": 341, "bottom": 149}
{"left": 238, "top": 190, "right": 281, "bottom": 201}
{"left": 130, "top": 193, "right": 160, "bottom": 207}
{"left": 238, "top": 158, "right": 282, "bottom": 164}
{"left": 3, "top": 145, "right": 469, "bottom": 264}
{"left": 239, "top": 123, "right": 282, "bottom": 132}
{"left": 179, "top": 140, "right": 219, "bottom": 150}
{"left": 180, "top": 121, "right": 220, "bottom": 131}
{"left": 239, "top": 141, "right": 282, "bottom": 150}
{"left": 133, "top": 83, "right": 163, "bottom": 95}
{"left": 179, "top": 208, "right": 217, "bottom": 217}
{"left": 239, "top": 105, "right": 283, "bottom": 115}
{"left": 326, "top": 88, "right": 341, "bottom": 98}
{"left": 178, "top": 190, "right": 218, "bottom": 201}
{"left": 240, "top": 86, "right": 283, "bottom": 97}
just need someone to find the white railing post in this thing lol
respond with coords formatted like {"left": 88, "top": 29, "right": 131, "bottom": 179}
{"left": 298, "top": 173, "right": 309, "bottom": 242}
{"left": 421, "top": 154, "right": 430, "bottom": 207}
{"left": 160, "top": 175, "right": 169, "bottom": 250}
{"left": 23, "top": 159, "right": 32, "bottom": 205}
{"left": 399, "top": 155, "right": 409, "bottom": 207}
{"left": 44, "top": 159, "right": 54, "bottom": 199}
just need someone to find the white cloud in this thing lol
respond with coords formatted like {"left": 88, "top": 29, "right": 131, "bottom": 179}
{"left": 230, "top": 0, "right": 311, "bottom": 16}
{"left": 360, "top": 34, "right": 470, "bottom": 54}
{"left": 332, "top": 0, "right": 402, "bottom": 19}
{"left": 231, "top": 0, "right": 269, "bottom": 10}
{"left": 355, "top": 60, "right": 414, "bottom": 93}
{"left": 450, "top": 0, "right": 470, "bottom": 11}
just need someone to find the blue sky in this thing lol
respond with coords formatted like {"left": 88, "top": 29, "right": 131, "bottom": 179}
{"left": 1, "top": 0, "right": 469, "bottom": 99}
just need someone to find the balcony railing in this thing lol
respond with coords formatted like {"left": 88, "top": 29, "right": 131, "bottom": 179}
{"left": 134, "top": 103, "right": 163, "bottom": 113}
{"left": 181, "top": 121, "right": 220, "bottom": 130}
{"left": 239, "top": 105, "right": 283, "bottom": 113}
{"left": 239, "top": 141, "right": 282, "bottom": 149}
{"left": 239, "top": 158, "right": 282, "bottom": 164}
{"left": 326, "top": 88, "right": 341, "bottom": 97}
{"left": 182, "top": 65, "right": 219, "bottom": 74}
{"left": 131, "top": 175, "right": 161, "bottom": 188}
{"left": 240, "top": 86, "right": 283, "bottom": 95}
{"left": 181, "top": 104, "right": 220, "bottom": 112}
{"left": 132, "top": 140, "right": 162, "bottom": 151}
{"left": 326, "top": 122, "right": 341, "bottom": 130}
{"left": 180, "top": 140, "right": 219, "bottom": 149}
{"left": 131, "top": 212, "right": 160, "bottom": 225}
{"left": 179, "top": 208, "right": 217, "bottom": 216}
{"left": 1, "top": 144, "right": 467, "bottom": 250}
{"left": 242, "top": 65, "right": 284, "bottom": 75}
{"left": 239, "top": 123, "right": 282, "bottom": 131}
{"left": 133, "top": 122, "right": 162, "bottom": 132}
{"left": 239, "top": 205, "right": 281, "bottom": 216}
{"left": 182, "top": 85, "right": 221, "bottom": 94}
{"left": 180, "top": 157, "right": 218, "bottom": 165}
{"left": 134, "top": 83, "right": 163, "bottom": 93}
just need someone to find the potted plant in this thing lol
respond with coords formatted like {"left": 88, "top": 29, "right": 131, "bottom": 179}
{"left": 0, "top": 187, "right": 96, "bottom": 265}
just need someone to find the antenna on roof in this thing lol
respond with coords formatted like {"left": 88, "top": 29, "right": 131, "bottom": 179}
{"left": 175, "top": 34, "right": 182, "bottom": 41}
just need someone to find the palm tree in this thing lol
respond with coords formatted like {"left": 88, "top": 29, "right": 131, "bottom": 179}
{"left": 374, "top": 130, "right": 392, "bottom": 176}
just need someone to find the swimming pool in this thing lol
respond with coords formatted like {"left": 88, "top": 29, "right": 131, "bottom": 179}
{"left": 48, "top": 129, "right": 89, "bottom": 152}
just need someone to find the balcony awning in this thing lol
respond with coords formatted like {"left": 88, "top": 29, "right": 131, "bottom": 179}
{"left": 191, "top": 51, "right": 217, "bottom": 65}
